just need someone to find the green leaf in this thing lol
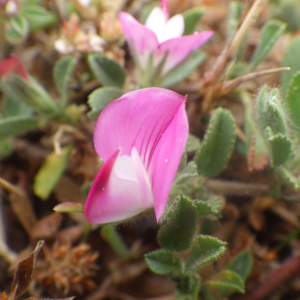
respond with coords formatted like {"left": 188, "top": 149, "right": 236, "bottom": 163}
{"left": 88, "top": 53, "right": 126, "bottom": 87}
{"left": 275, "top": 165, "right": 299, "bottom": 189}
{"left": 186, "top": 134, "right": 201, "bottom": 152}
{"left": 162, "top": 50, "right": 206, "bottom": 88}
{"left": 175, "top": 275, "right": 201, "bottom": 300}
{"left": 33, "top": 146, "right": 72, "bottom": 200}
{"left": 175, "top": 161, "right": 198, "bottom": 184}
{"left": 5, "top": 15, "right": 29, "bottom": 44}
{"left": 226, "top": 249, "right": 253, "bottom": 281}
{"left": 0, "top": 138, "right": 13, "bottom": 159}
{"left": 256, "top": 86, "right": 288, "bottom": 136}
{"left": 22, "top": 5, "right": 57, "bottom": 32}
{"left": 250, "top": 20, "right": 286, "bottom": 70}
{"left": 4, "top": 95, "right": 33, "bottom": 117}
{"left": 227, "top": 1, "right": 243, "bottom": 41}
{"left": 53, "top": 56, "right": 77, "bottom": 99}
{"left": 182, "top": 7, "right": 205, "bottom": 35}
{"left": 0, "top": 116, "right": 39, "bottom": 139}
{"left": 101, "top": 224, "right": 131, "bottom": 260}
{"left": 206, "top": 270, "right": 244, "bottom": 296}
{"left": 282, "top": 37, "right": 300, "bottom": 96}
{"left": 265, "top": 127, "right": 292, "bottom": 166}
{"left": 1, "top": 75, "right": 58, "bottom": 116}
{"left": 88, "top": 86, "right": 123, "bottom": 117}
{"left": 195, "top": 108, "right": 236, "bottom": 177}
{"left": 285, "top": 72, "right": 300, "bottom": 135}
{"left": 193, "top": 197, "right": 222, "bottom": 218}
{"left": 186, "top": 235, "right": 226, "bottom": 273}
{"left": 158, "top": 194, "right": 198, "bottom": 251}
{"left": 145, "top": 249, "right": 182, "bottom": 275}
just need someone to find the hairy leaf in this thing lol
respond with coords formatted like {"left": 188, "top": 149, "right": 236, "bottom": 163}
{"left": 158, "top": 194, "right": 198, "bottom": 251}
{"left": 145, "top": 249, "right": 182, "bottom": 275}
{"left": 195, "top": 108, "right": 236, "bottom": 177}
{"left": 186, "top": 235, "right": 226, "bottom": 273}
{"left": 250, "top": 20, "right": 286, "bottom": 70}
{"left": 88, "top": 53, "right": 126, "bottom": 87}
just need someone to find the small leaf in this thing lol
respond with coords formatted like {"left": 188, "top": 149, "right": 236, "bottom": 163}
{"left": 175, "top": 161, "right": 198, "bottom": 184}
{"left": 53, "top": 56, "right": 77, "bottom": 98}
{"left": 186, "top": 134, "right": 201, "bottom": 152}
{"left": 0, "top": 138, "right": 13, "bottom": 159}
{"left": 88, "top": 53, "right": 126, "bottom": 87}
{"left": 186, "top": 235, "right": 226, "bottom": 273}
{"left": 4, "top": 95, "right": 33, "bottom": 117}
{"left": 33, "top": 146, "right": 72, "bottom": 200}
{"left": 285, "top": 72, "right": 300, "bottom": 135}
{"left": 53, "top": 202, "right": 84, "bottom": 213}
{"left": 88, "top": 86, "right": 123, "bottom": 118}
{"left": 5, "top": 15, "right": 29, "bottom": 44}
{"left": 158, "top": 194, "right": 198, "bottom": 251}
{"left": 226, "top": 249, "right": 253, "bottom": 281}
{"left": 250, "top": 20, "right": 286, "bottom": 70}
{"left": 281, "top": 37, "right": 300, "bottom": 96}
{"left": 1, "top": 75, "right": 58, "bottom": 116}
{"left": 195, "top": 108, "right": 236, "bottom": 177}
{"left": 265, "top": 127, "right": 293, "bottom": 166}
{"left": 182, "top": 7, "right": 205, "bottom": 35}
{"left": 0, "top": 116, "right": 39, "bottom": 139}
{"left": 206, "top": 270, "right": 244, "bottom": 296}
{"left": 22, "top": 5, "right": 57, "bottom": 32}
{"left": 227, "top": 1, "right": 243, "bottom": 40}
{"left": 193, "top": 197, "right": 222, "bottom": 218}
{"left": 11, "top": 240, "right": 44, "bottom": 300}
{"left": 145, "top": 249, "right": 182, "bottom": 275}
{"left": 275, "top": 165, "right": 299, "bottom": 189}
{"left": 162, "top": 50, "right": 206, "bottom": 88}
{"left": 256, "top": 86, "right": 288, "bottom": 136}
{"left": 175, "top": 275, "right": 200, "bottom": 300}
{"left": 101, "top": 224, "right": 131, "bottom": 260}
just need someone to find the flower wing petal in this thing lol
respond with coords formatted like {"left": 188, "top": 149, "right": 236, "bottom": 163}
{"left": 156, "top": 31, "right": 214, "bottom": 74}
{"left": 84, "top": 149, "right": 151, "bottom": 224}
{"left": 149, "top": 101, "right": 189, "bottom": 221}
{"left": 119, "top": 12, "right": 158, "bottom": 69}
{"left": 94, "top": 88, "right": 186, "bottom": 168}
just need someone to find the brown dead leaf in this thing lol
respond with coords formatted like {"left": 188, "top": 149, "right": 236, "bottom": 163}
{"left": 30, "top": 213, "right": 63, "bottom": 240}
{"left": 9, "top": 241, "right": 44, "bottom": 300}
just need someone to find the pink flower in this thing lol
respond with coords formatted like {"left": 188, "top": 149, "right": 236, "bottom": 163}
{"left": 119, "top": 0, "right": 213, "bottom": 76}
{"left": 84, "top": 88, "right": 188, "bottom": 224}
{"left": 0, "top": 55, "right": 29, "bottom": 81}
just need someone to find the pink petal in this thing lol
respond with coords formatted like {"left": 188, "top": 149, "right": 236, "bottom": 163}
{"left": 0, "top": 54, "right": 29, "bottom": 80}
{"left": 119, "top": 12, "right": 158, "bottom": 70}
{"left": 160, "top": 0, "right": 169, "bottom": 19}
{"left": 149, "top": 101, "right": 188, "bottom": 221}
{"left": 155, "top": 31, "right": 214, "bottom": 75}
{"left": 94, "top": 88, "right": 186, "bottom": 169}
{"left": 84, "top": 148, "right": 153, "bottom": 224}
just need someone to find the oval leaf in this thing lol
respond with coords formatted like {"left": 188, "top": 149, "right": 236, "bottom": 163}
{"left": 33, "top": 146, "right": 72, "bottom": 200}
{"left": 0, "top": 116, "right": 39, "bottom": 139}
{"left": 186, "top": 235, "right": 226, "bottom": 273}
{"left": 145, "top": 249, "right": 182, "bottom": 275}
{"left": 195, "top": 107, "right": 236, "bottom": 177}
{"left": 88, "top": 86, "right": 123, "bottom": 118}
{"left": 158, "top": 194, "right": 198, "bottom": 251}
{"left": 53, "top": 56, "right": 77, "bottom": 98}
{"left": 88, "top": 53, "right": 126, "bottom": 87}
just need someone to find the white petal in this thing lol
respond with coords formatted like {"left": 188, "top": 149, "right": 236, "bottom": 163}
{"left": 145, "top": 7, "right": 167, "bottom": 43}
